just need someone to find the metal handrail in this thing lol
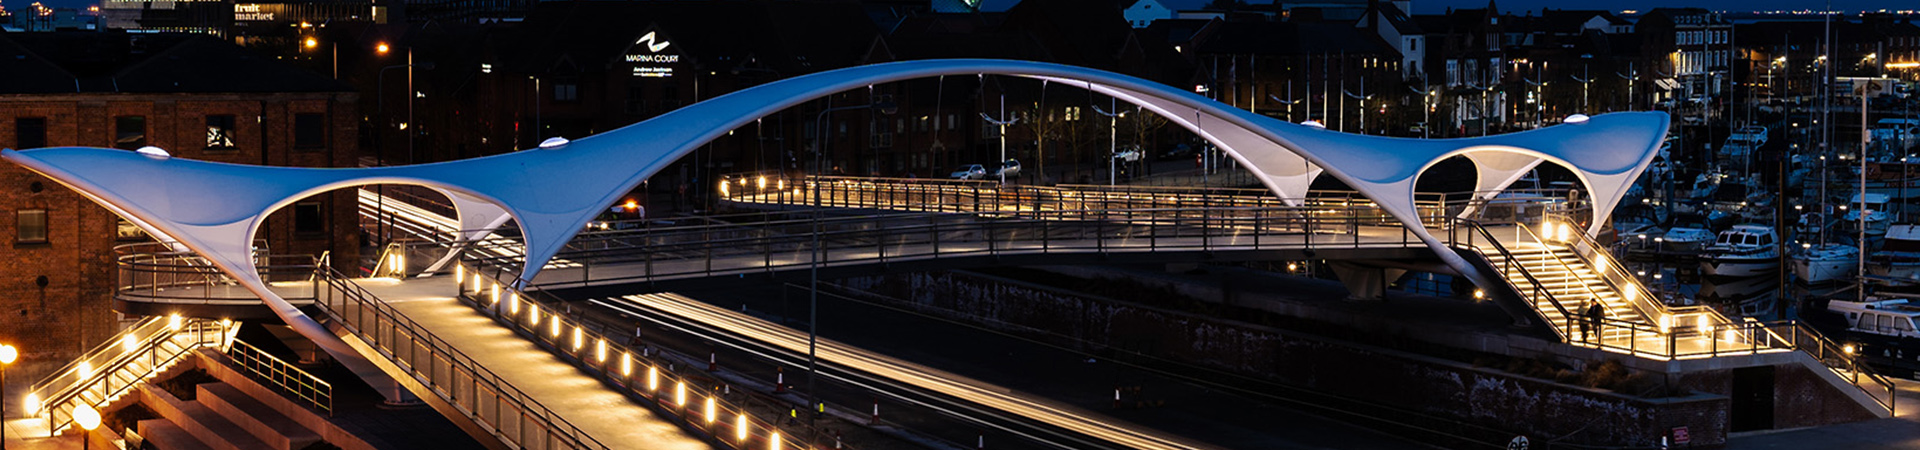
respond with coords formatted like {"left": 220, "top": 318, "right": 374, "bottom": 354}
{"left": 1444, "top": 219, "right": 1583, "bottom": 341}
{"left": 1511, "top": 221, "right": 1655, "bottom": 330}
{"left": 28, "top": 318, "right": 229, "bottom": 434}
{"left": 114, "top": 251, "right": 320, "bottom": 305}
{"left": 315, "top": 265, "right": 612, "bottom": 450}
{"left": 452, "top": 264, "right": 844, "bottom": 450}
{"left": 221, "top": 339, "right": 333, "bottom": 415}
{"left": 464, "top": 206, "right": 1429, "bottom": 290}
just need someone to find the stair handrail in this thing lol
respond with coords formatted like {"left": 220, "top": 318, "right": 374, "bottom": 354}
{"left": 1508, "top": 221, "right": 1668, "bottom": 347}
{"left": 1444, "top": 219, "right": 1581, "bottom": 341}
{"left": 1540, "top": 212, "right": 1742, "bottom": 343}
{"left": 1776, "top": 320, "right": 1896, "bottom": 414}
{"left": 27, "top": 317, "right": 230, "bottom": 434}
{"left": 220, "top": 338, "right": 334, "bottom": 415}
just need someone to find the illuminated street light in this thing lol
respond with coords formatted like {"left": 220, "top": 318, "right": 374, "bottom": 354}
{"left": 376, "top": 42, "right": 390, "bottom": 54}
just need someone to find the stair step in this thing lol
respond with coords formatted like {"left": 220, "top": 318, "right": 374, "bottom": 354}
{"left": 197, "top": 383, "right": 321, "bottom": 450}
{"left": 138, "top": 419, "right": 215, "bottom": 450}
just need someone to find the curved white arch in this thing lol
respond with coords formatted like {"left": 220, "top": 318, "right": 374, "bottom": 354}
{"left": 0, "top": 59, "right": 1667, "bottom": 361}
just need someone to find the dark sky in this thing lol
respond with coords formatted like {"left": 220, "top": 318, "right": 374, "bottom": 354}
{"left": 1415, "top": 0, "right": 1918, "bottom": 14}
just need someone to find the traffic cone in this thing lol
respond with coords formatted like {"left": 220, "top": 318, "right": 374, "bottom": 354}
{"left": 774, "top": 367, "right": 787, "bottom": 393}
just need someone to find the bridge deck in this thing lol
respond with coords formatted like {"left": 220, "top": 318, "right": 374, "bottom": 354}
{"left": 341, "top": 276, "right": 708, "bottom": 450}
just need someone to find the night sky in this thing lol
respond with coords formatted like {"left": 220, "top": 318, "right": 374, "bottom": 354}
{"left": 9, "top": 0, "right": 1920, "bottom": 20}
{"left": 1414, "top": 0, "right": 1918, "bottom": 14}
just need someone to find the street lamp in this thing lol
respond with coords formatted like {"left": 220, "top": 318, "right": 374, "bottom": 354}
{"left": 981, "top": 95, "right": 1019, "bottom": 185}
{"left": 73, "top": 403, "right": 99, "bottom": 450}
{"left": 374, "top": 58, "right": 434, "bottom": 246}
{"left": 1, "top": 344, "right": 14, "bottom": 446}
{"left": 1342, "top": 79, "right": 1373, "bottom": 135}
{"left": 1092, "top": 92, "right": 1127, "bottom": 186}
{"left": 807, "top": 97, "right": 894, "bottom": 443}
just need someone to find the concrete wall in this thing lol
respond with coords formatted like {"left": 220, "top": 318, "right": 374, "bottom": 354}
{"left": 842, "top": 271, "right": 1731, "bottom": 447}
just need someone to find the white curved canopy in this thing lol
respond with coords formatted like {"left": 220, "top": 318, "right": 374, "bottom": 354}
{"left": 1, "top": 59, "right": 1665, "bottom": 359}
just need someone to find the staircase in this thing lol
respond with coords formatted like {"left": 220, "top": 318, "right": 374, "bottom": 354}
{"left": 1483, "top": 242, "right": 1646, "bottom": 345}
{"left": 26, "top": 317, "right": 235, "bottom": 434}
{"left": 137, "top": 380, "right": 322, "bottom": 450}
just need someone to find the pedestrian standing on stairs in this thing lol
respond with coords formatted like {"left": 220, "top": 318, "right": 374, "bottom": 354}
{"left": 1578, "top": 299, "right": 1594, "bottom": 342}
{"left": 1585, "top": 300, "right": 1606, "bottom": 345}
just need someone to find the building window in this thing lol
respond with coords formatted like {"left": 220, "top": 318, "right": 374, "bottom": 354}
{"left": 661, "top": 85, "right": 681, "bottom": 111}
{"left": 293, "top": 202, "right": 325, "bottom": 235}
{"left": 554, "top": 83, "right": 579, "bottom": 102}
{"left": 16, "top": 209, "right": 46, "bottom": 244}
{"left": 15, "top": 118, "right": 46, "bottom": 149}
{"left": 114, "top": 116, "right": 146, "bottom": 150}
{"left": 205, "top": 115, "right": 237, "bottom": 150}
{"left": 294, "top": 113, "right": 325, "bottom": 150}
{"left": 625, "top": 86, "right": 647, "bottom": 115}
{"left": 115, "top": 217, "right": 146, "bottom": 241}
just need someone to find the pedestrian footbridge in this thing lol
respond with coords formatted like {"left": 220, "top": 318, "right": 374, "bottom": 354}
{"left": 5, "top": 59, "right": 1898, "bottom": 450}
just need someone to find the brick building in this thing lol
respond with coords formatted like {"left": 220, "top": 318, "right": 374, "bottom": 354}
{"left": 0, "top": 32, "right": 358, "bottom": 379}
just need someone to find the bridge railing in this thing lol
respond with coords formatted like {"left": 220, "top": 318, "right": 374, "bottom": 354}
{"left": 314, "top": 265, "right": 616, "bottom": 450}
{"left": 114, "top": 242, "right": 320, "bottom": 306}
{"left": 447, "top": 264, "right": 844, "bottom": 450}
{"left": 467, "top": 205, "right": 1438, "bottom": 290}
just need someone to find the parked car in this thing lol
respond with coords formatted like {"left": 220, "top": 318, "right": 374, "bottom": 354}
{"left": 1114, "top": 149, "right": 1144, "bottom": 162}
{"left": 950, "top": 164, "right": 987, "bottom": 180}
{"left": 992, "top": 159, "right": 1021, "bottom": 178}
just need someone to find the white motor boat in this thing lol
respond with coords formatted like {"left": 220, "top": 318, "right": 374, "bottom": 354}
{"left": 1870, "top": 224, "right": 1920, "bottom": 280}
{"left": 1843, "top": 193, "right": 1892, "bottom": 238}
{"left": 1792, "top": 243, "right": 1859, "bottom": 284}
{"left": 1661, "top": 226, "right": 1715, "bottom": 252}
{"left": 1827, "top": 297, "right": 1920, "bottom": 339}
{"left": 1700, "top": 224, "right": 1780, "bottom": 278}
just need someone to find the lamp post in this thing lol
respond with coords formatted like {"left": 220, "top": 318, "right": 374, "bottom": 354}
{"left": 1342, "top": 79, "right": 1373, "bottom": 135}
{"left": 73, "top": 403, "right": 99, "bottom": 450}
{"left": 1, "top": 344, "right": 14, "bottom": 447}
{"left": 1092, "top": 92, "right": 1126, "bottom": 186}
{"left": 375, "top": 58, "right": 435, "bottom": 246}
{"left": 1616, "top": 63, "right": 1637, "bottom": 112}
{"left": 1405, "top": 85, "right": 1433, "bottom": 138}
{"left": 807, "top": 98, "right": 893, "bottom": 445}
{"left": 981, "top": 95, "right": 1019, "bottom": 185}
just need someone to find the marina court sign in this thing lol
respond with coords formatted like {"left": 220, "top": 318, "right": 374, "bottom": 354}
{"left": 622, "top": 28, "right": 682, "bottom": 78}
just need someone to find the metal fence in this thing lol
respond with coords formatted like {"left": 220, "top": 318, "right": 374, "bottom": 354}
{"left": 316, "top": 266, "right": 610, "bottom": 450}
{"left": 26, "top": 316, "right": 233, "bottom": 435}
{"left": 221, "top": 339, "right": 334, "bottom": 415}
{"left": 447, "top": 264, "right": 844, "bottom": 450}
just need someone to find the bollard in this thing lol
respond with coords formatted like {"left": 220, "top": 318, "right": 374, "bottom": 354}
{"left": 870, "top": 398, "right": 879, "bottom": 425}
{"left": 977, "top": 433, "right": 985, "bottom": 449}
{"left": 708, "top": 351, "right": 719, "bottom": 372}
{"left": 1112, "top": 387, "right": 1121, "bottom": 409}
{"left": 835, "top": 431, "right": 844, "bottom": 449}
{"left": 774, "top": 367, "right": 787, "bottom": 393}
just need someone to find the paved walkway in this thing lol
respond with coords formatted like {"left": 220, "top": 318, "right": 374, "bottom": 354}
{"left": 1726, "top": 377, "right": 1920, "bottom": 449}
{"left": 348, "top": 276, "right": 708, "bottom": 450}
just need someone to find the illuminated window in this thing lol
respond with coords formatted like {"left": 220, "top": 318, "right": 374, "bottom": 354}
{"left": 115, "top": 217, "right": 146, "bottom": 241}
{"left": 294, "top": 113, "right": 325, "bottom": 150}
{"left": 114, "top": 116, "right": 146, "bottom": 150}
{"left": 205, "top": 115, "right": 237, "bottom": 150}
{"left": 15, "top": 118, "right": 46, "bottom": 149}
{"left": 16, "top": 209, "right": 47, "bottom": 244}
